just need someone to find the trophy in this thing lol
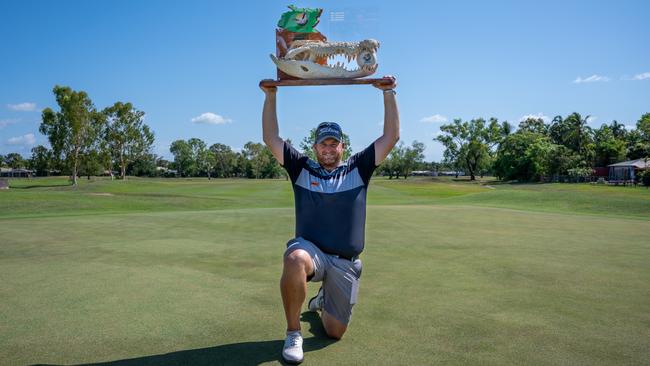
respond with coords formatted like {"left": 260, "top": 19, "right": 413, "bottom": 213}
{"left": 259, "top": 5, "right": 395, "bottom": 88}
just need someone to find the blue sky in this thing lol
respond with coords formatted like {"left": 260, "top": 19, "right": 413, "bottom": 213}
{"left": 1, "top": 0, "right": 649, "bottom": 161}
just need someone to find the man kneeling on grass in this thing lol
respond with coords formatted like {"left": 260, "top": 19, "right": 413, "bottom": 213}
{"left": 260, "top": 77, "right": 400, "bottom": 364}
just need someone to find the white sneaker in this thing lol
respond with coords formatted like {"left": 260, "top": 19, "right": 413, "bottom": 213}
{"left": 308, "top": 287, "right": 324, "bottom": 312}
{"left": 282, "top": 331, "right": 304, "bottom": 364}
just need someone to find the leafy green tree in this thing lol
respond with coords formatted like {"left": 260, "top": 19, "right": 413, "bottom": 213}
{"left": 261, "top": 147, "right": 283, "bottom": 178}
{"left": 209, "top": 143, "right": 237, "bottom": 178}
{"left": 378, "top": 141, "right": 426, "bottom": 179}
{"left": 527, "top": 138, "right": 560, "bottom": 179}
{"left": 495, "top": 132, "right": 543, "bottom": 181}
{"left": 199, "top": 148, "right": 217, "bottom": 180}
{"left": 567, "top": 167, "right": 594, "bottom": 182}
{"left": 102, "top": 102, "right": 155, "bottom": 180}
{"left": 641, "top": 168, "right": 650, "bottom": 187}
{"left": 625, "top": 129, "right": 650, "bottom": 160}
{"left": 436, "top": 118, "right": 502, "bottom": 180}
{"left": 242, "top": 141, "right": 282, "bottom": 178}
{"left": 299, "top": 127, "right": 352, "bottom": 161}
{"left": 188, "top": 138, "right": 208, "bottom": 177}
{"left": 518, "top": 117, "right": 548, "bottom": 135}
{"left": 399, "top": 141, "right": 425, "bottom": 179}
{"left": 29, "top": 145, "right": 52, "bottom": 176}
{"left": 97, "top": 138, "right": 115, "bottom": 179}
{"left": 637, "top": 113, "right": 650, "bottom": 140}
{"left": 593, "top": 124, "right": 626, "bottom": 166}
{"left": 170, "top": 140, "right": 193, "bottom": 177}
{"left": 78, "top": 150, "right": 104, "bottom": 179}
{"left": 478, "top": 154, "right": 495, "bottom": 178}
{"left": 411, "top": 160, "right": 434, "bottom": 172}
{"left": 609, "top": 120, "right": 627, "bottom": 140}
{"left": 626, "top": 113, "right": 650, "bottom": 161}
{"left": 548, "top": 113, "right": 594, "bottom": 166}
{"left": 548, "top": 115, "right": 570, "bottom": 145}
{"left": 547, "top": 145, "right": 581, "bottom": 177}
{"left": 378, "top": 143, "right": 402, "bottom": 179}
{"left": 5, "top": 153, "right": 25, "bottom": 169}
{"left": 233, "top": 152, "right": 248, "bottom": 178}
{"left": 501, "top": 121, "right": 513, "bottom": 136}
{"left": 170, "top": 138, "right": 210, "bottom": 177}
{"left": 495, "top": 127, "right": 586, "bottom": 182}
{"left": 128, "top": 153, "right": 157, "bottom": 177}
{"left": 81, "top": 116, "right": 109, "bottom": 179}
{"left": 40, "top": 85, "right": 104, "bottom": 186}
{"left": 439, "top": 137, "right": 462, "bottom": 178}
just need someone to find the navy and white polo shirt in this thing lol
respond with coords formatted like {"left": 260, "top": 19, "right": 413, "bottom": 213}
{"left": 282, "top": 141, "right": 377, "bottom": 258}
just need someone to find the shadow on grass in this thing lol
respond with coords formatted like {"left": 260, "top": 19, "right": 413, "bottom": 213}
{"left": 9, "top": 183, "right": 73, "bottom": 189}
{"left": 33, "top": 312, "right": 335, "bottom": 366}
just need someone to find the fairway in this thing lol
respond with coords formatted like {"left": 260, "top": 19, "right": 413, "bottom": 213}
{"left": 1, "top": 178, "right": 649, "bottom": 365}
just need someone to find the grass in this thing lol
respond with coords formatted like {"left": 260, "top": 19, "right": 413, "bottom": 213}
{"left": 4, "top": 176, "right": 650, "bottom": 219}
{"left": 1, "top": 176, "right": 649, "bottom": 365}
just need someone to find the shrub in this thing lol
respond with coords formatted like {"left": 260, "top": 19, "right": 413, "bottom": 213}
{"left": 641, "top": 170, "right": 650, "bottom": 187}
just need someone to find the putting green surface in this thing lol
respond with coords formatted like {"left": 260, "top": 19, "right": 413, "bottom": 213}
{"left": 1, "top": 177, "right": 649, "bottom": 365}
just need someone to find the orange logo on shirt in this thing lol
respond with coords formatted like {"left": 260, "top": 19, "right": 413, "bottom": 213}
{"left": 311, "top": 181, "right": 319, "bottom": 187}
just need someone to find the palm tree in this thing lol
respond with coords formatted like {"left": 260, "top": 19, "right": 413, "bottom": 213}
{"left": 610, "top": 120, "right": 627, "bottom": 139}
{"left": 564, "top": 112, "right": 592, "bottom": 155}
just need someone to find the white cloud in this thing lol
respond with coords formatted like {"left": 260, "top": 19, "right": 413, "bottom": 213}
{"left": 573, "top": 74, "right": 609, "bottom": 83}
{"left": 7, "top": 102, "right": 37, "bottom": 111}
{"left": 519, "top": 113, "right": 550, "bottom": 123}
{"left": 7, "top": 133, "right": 36, "bottom": 146}
{"left": 191, "top": 112, "right": 232, "bottom": 125}
{"left": 586, "top": 115, "right": 597, "bottom": 123}
{"left": 0, "top": 118, "right": 19, "bottom": 129}
{"left": 632, "top": 72, "right": 650, "bottom": 80}
{"left": 420, "top": 114, "right": 448, "bottom": 123}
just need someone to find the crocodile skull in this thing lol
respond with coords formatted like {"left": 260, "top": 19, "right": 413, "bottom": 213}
{"left": 270, "top": 39, "right": 379, "bottom": 79}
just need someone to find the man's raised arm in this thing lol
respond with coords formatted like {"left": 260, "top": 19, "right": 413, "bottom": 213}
{"left": 373, "top": 76, "right": 400, "bottom": 166}
{"left": 261, "top": 85, "right": 284, "bottom": 165}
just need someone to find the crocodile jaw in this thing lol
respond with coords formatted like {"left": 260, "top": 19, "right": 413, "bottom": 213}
{"left": 270, "top": 54, "right": 377, "bottom": 79}
{"left": 271, "top": 39, "right": 380, "bottom": 79}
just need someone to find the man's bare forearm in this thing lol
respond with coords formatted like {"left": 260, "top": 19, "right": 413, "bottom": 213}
{"left": 373, "top": 88, "right": 400, "bottom": 165}
{"left": 382, "top": 91, "right": 400, "bottom": 143}
{"left": 262, "top": 93, "right": 279, "bottom": 144}
{"left": 261, "top": 89, "right": 284, "bottom": 163}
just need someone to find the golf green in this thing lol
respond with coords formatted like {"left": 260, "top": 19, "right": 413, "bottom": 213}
{"left": 1, "top": 178, "right": 649, "bottom": 365}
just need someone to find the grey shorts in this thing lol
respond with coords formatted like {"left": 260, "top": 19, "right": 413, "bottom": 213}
{"left": 285, "top": 237, "right": 362, "bottom": 325}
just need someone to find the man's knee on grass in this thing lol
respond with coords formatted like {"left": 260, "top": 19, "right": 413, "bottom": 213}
{"left": 283, "top": 249, "right": 314, "bottom": 278}
{"left": 322, "top": 310, "right": 347, "bottom": 340}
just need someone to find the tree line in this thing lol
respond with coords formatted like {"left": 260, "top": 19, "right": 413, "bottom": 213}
{"left": 436, "top": 112, "right": 650, "bottom": 182}
{"left": 5, "top": 85, "right": 156, "bottom": 185}
{"left": 6, "top": 85, "right": 648, "bottom": 184}
{"left": 164, "top": 137, "right": 430, "bottom": 180}
{"left": 168, "top": 139, "right": 284, "bottom": 179}
{"left": 1, "top": 85, "right": 432, "bottom": 182}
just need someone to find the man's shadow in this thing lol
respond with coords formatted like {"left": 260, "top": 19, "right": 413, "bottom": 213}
{"left": 33, "top": 312, "right": 336, "bottom": 366}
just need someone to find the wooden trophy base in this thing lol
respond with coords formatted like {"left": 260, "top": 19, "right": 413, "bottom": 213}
{"left": 259, "top": 76, "right": 395, "bottom": 88}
